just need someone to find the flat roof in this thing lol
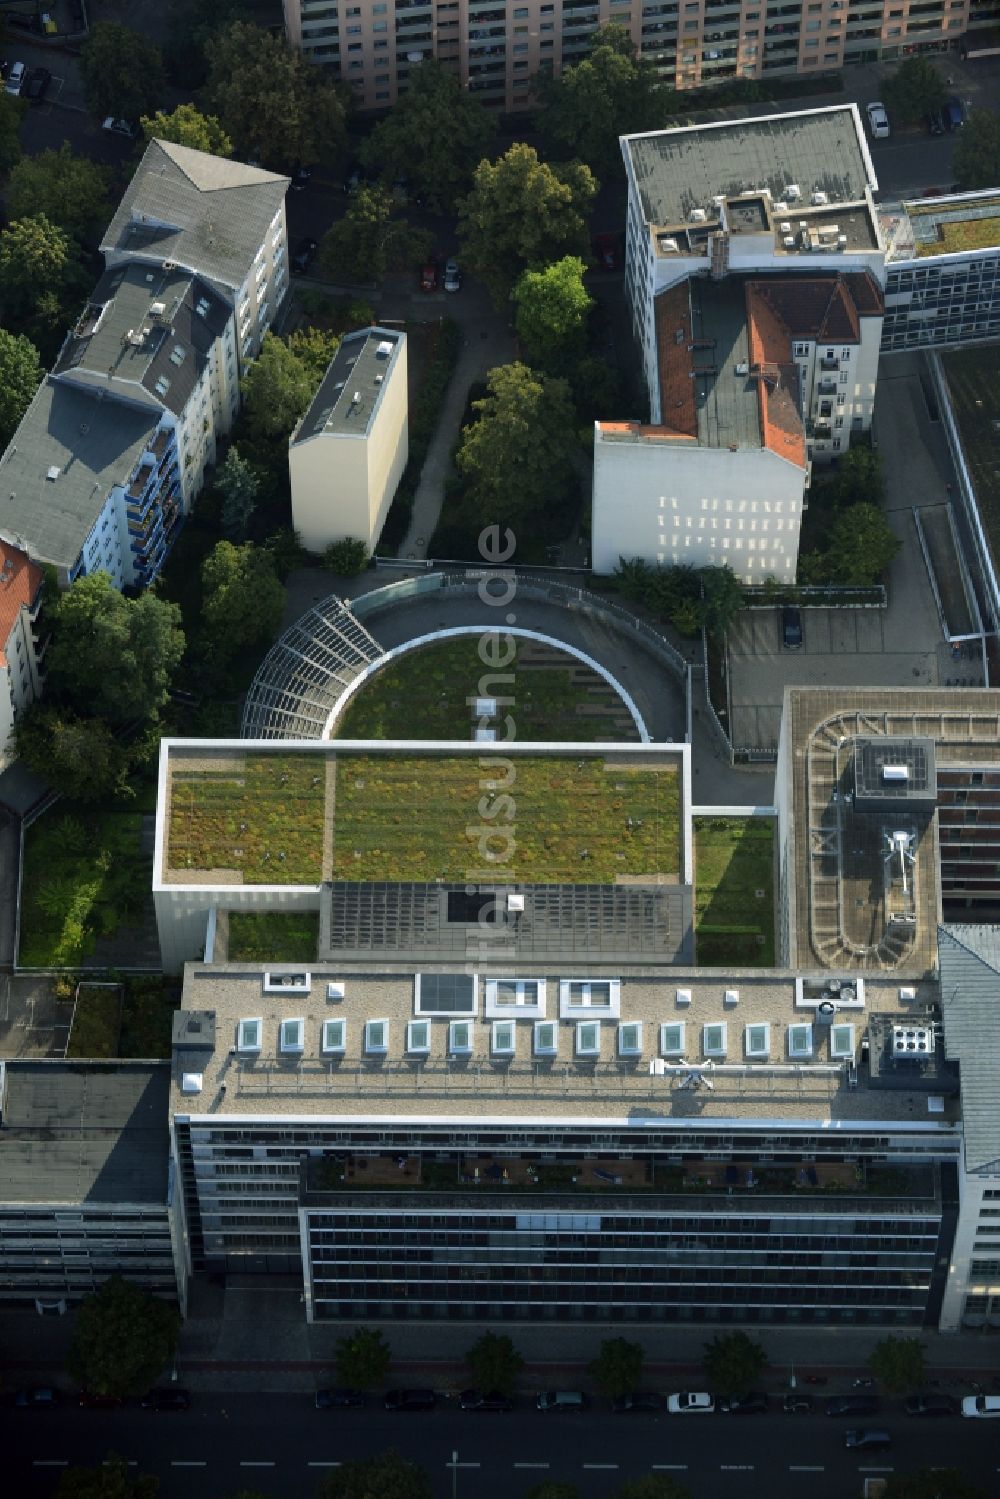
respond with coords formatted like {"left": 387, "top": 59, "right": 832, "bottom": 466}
{"left": 170, "top": 964, "right": 959, "bottom": 1125}
{"left": 885, "top": 190, "right": 1000, "bottom": 263}
{"left": 292, "top": 327, "right": 404, "bottom": 445}
{"left": 0, "top": 1062, "right": 170, "bottom": 1204}
{"left": 624, "top": 107, "right": 875, "bottom": 233}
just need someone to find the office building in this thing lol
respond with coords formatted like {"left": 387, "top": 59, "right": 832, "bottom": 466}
{"left": 289, "top": 327, "right": 408, "bottom": 556}
{"left": 880, "top": 189, "right": 1000, "bottom": 354}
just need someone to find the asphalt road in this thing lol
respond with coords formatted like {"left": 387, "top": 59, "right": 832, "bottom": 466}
{"left": 4, "top": 1393, "right": 999, "bottom": 1499}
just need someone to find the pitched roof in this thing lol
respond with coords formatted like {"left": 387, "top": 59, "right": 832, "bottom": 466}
{"left": 845, "top": 270, "right": 885, "bottom": 318}
{"left": 749, "top": 276, "right": 861, "bottom": 345}
{"left": 100, "top": 139, "right": 289, "bottom": 295}
{"left": 653, "top": 282, "right": 698, "bottom": 438}
{"left": 938, "top": 924, "right": 1000, "bottom": 1173}
{"left": 0, "top": 543, "right": 42, "bottom": 667}
{"left": 745, "top": 284, "right": 807, "bottom": 468}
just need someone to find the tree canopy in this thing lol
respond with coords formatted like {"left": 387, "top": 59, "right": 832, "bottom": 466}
{"left": 334, "top": 1326, "right": 392, "bottom": 1390}
{"left": 868, "top": 1335, "right": 926, "bottom": 1393}
{"left": 881, "top": 56, "right": 946, "bottom": 126}
{"left": 513, "top": 256, "right": 592, "bottom": 368}
{"left": 0, "top": 327, "right": 42, "bottom": 450}
{"left": 611, "top": 1478, "right": 690, "bottom": 1499}
{"left": 0, "top": 88, "right": 24, "bottom": 176}
{"left": 205, "top": 21, "right": 347, "bottom": 170}
{"left": 818, "top": 501, "right": 900, "bottom": 586}
{"left": 457, "top": 144, "right": 597, "bottom": 306}
{"left": 464, "top": 1331, "right": 524, "bottom": 1396}
{"left": 320, "top": 184, "right": 432, "bottom": 283}
{"left": 15, "top": 706, "right": 134, "bottom": 804}
{"left": 216, "top": 448, "right": 261, "bottom": 541}
{"left": 884, "top": 1471, "right": 986, "bottom": 1499}
{"left": 240, "top": 334, "right": 315, "bottom": 443}
{"left": 537, "top": 24, "right": 675, "bottom": 175}
{"left": 360, "top": 59, "right": 493, "bottom": 211}
{"left": 67, "top": 1277, "right": 180, "bottom": 1398}
{"left": 702, "top": 1331, "right": 767, "bottom": 1396}
{"left": 285, "top": 326, "right": 342, "bottom": 386}
{"left": 589, "top": 1336, "right": 645, "bottom": 1399}
{"left": 455, "top": 361, "right": 578, "bottom": 527}
{"left": 0, "top": 215, "right": 77, "bottom": 319}
{"left": 163, "top": 0, "right": 241, "bottom": 88}
{"left": 80, "top": 22, "right": 166, "bottom": 123}
{"left": 140, "top": 103, "right": 233, "bottom": 157}
{"left": 200, "top": 541, "right": 285, "bottom": 663}
{"left": 47, "top": 574, "right": 184, "bottom": 725}
{"left": 321, "top": 1450, "right": 432, "bottom": 1499}
{"left": 953, "top": 109, "right": 1000, "bottom": 190}
{"left": 6, "top": 144, "right": 111, "bottom": 245}
{"left": 700, "top": 564, "right": 746, "bottom": 635}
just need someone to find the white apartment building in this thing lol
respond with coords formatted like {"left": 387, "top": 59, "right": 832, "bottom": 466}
{"left": 283, "top": 0, "right": 1000, "bottom": 112}
{"left": 289, "top": 327, "right": 408, "bottom": 555}
{"left": 0, "top": 141, "right": 290, "bottom": 591}
{"left": 0, "top": 544, "right": 45, "bottom": 764}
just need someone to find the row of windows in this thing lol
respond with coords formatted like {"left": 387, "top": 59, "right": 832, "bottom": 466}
{"left": 314, "top": 1300, "right": 923, "bottom": 1324}
{"left": 311, "top": 1280, "right": 927, "bottom": 1307}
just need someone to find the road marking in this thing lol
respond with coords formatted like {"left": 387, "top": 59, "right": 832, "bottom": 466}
{"left": 789, "top": 1465, "right": 825, "bottom": 1472}
{"left": 308, "top": 1462, "right": 342, "bottom": 1468}
{"left": 33, "top": 1462, "right": 68, "bottom": 1468}
{"left": 721, "top": 1465, "right": 755, "bottom": 1471}
{"left": 583, "top": 1464, "right": 619, "bottom": 1470}
{"left": 171, "top": 1461, "right": 206, "bottom": 1467}
{"left": 240, "top": 1461, "right": 276, "bottom": 1467}
{"left": 514, "top": 1463, "right": 550, "bottom": 1469}
{"left": 859, "top": 1467, "right": 894, "bottom": 1473}
{"left": 652, "top": 1465, "right": 688, "bottom": 1471}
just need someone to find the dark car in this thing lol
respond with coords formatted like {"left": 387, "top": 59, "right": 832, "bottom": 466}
{"left": 612, "top": 1392, "right": 663, "bottom": 1413}
{"left": 926, "top": 107, "right": 945, "bottom": 136}
{"left": 315, "top": 1387, "right": 366, "bottom": 1409}
{"left": 826, "top": 1394, "right": 880, "bottom": 1417}
{"left": 24, "top": 67, "right": 50, "bottom": 104}
{"left": 290, "top": 164, "right": 313, "bottom": 191}
{"left": 384, "top": 1388, "right": 437, "bottom": 1412}
{"left": 905, "top": 1392, "right": 958, "bottom": 1417}
{"left": 78, "top": 1390, "right": 124, "bottom": 1409}
{"left": 781, "top": 604, "right": 803, "bottom": 649}
{"left": 141, "top": 1388, "right": 191, "bottom": 1411}
{"left": 845, "top": 1427, "right": 891, "bottom": 1451}
{"left": 783, "top": 1393, "right": 814, "bottom": 1414}
{"left": 291, "top": 237, "right": 318, "bottom": 275}
{"left": 460, "top": 1388, "right": 513, "bottom": 1412}
{"left": 14, "top": 1387, "right": 61, "bottom": 1408}
{"left": 420, "top": 261, "right": 438, "bottom": 293}
{"left": 943, "top": 96, "right": 966, "bottom": 130}
{"left": 719, "top": 1391, "right": 769, "bottom": 1414}
{"left": 592, "top": 232, "right": 620, "bottom": 271}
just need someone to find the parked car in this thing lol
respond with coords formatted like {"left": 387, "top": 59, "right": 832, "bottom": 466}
{"left": 719, "top": 1391, "right": 768, "bottom": 1414}
{"left": 781, "top": 604, "right": 803, "bottom": 649}
{"left": 866, "top": 101, "right": 890, "bottom": 139}
{"left": 460, "top": 1388, "right": 513, "bottom": 1412}
{"left": 78, "top": 1391, "right": 124, "bottom": 1409}
{"left": 667, "top": 1391, "right": 715, "bottom": 1414}
{"left": 384, "top": 1388, "right": 437, "bottom": 1411}
{"left": 961, "top": 1394, "right": 1000, "bottom": 1418}
{"left": 844, "top": 1427, "right": 891, "bottom": 1450}
{"left": 290, "top": 164, "right": 313, "bottom": 191}
{"left": 905, "top": 1392, "right": 957, "bottom": 1417}
{"left": 14, "top": 1386, "right": 61, "bottom": 1408}
{"left": 5, "top": 61, "right": 25, "bottom": 96}
{"left": 943, "top": 96, "right": 966, "bottom": 130}
{"left": 612, "top": 1392, "right": 663, "bottom": 1413}
{"left": 315, "top": 1387, "right": 365, "bottom": 1409}
{"left": 141, "top": 1388, "right": 191, "bottom": 1411}
{"left": 420, "top": 261, "right": 438, "bottom": 293}
{"left": 24, "top": 67, "right": 50, "bottom": 104}
{"left": 291, "top": 237, "right": 318, "bottom": 274}
{"left": 592, "top": 232, "right": 620, "bottom": 271}
{"left": 102, "top": 117, "right": 138, "bottom": 138}
{"left": 783, "top": 1393, "right": 814, "bottom": 1414}
{"left": 826, "top": 1394, "right": 880, "bottom": 1417}
{"left": 536, "top": 1390, "right": 589, "bottom": 1412}
{"left": 925, "top": 107, "right": 945, "bottom": 136}
{"left": 443, "top": 258, "right": 462, "bottom": 293}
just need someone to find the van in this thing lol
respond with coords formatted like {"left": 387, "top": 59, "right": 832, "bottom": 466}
{"left": 844, "top": 1427, "right": 891, "bottom": 1450}
{"left": 536, "top": 1390, "right": 589, "bottom": 1412}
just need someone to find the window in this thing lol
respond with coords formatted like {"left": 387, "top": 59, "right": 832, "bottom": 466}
{"left": 618, "top": 1021, "right": 643, "bottom": 1057}
{"left": 169, "top": 344, "right": 186, "bottom": 366}
{"left": 491, "top": 1020, "right": 516, "bottom": 1056}
{"left": 415, "top": 973, "right": 477, "bottom": 1015}
{"left": 559, "top": 978, "right": 621, "bottom": 1019}
{"left": 237, "top": 1018, "right": 262, "bottom": 1054}
{"left": 788, "top": 1023, "right": 813, "bottom": 1059}
{"left": 660, "top": 1021, "right": 685, "bottom": 1056}
{"left": 831, "top": 1023, "right": 856, "bottom": 1058}
{"left": 406, "top": 1020, "right": 430, "bottom": 1054}
{"left": 703, "top": 1023, "right": 727, "bottom": 1058}
{"left": 484, "top": 978, "right": 545, "bottom": 1018}
{"left": 365, "top": 1019, "right": 389, "bottom": 1055}
{"left": 534, "top": 1020, "right": 558, "bottom": 1057}
{"left": 154, "top": 375, "right": 170, "bottom": 398}
{"left": 322, "top": 1019, "right": 345, "bottom": 1054}
{"left": 279, "top": 1018, "right": 304, "bottom": 1054}
{"left": 576, "top": 1021, "right": 601, "bottom": 1057}
{"left": 449, "top": 1020, "right": 474, "bottom": 1055}
{"left": 744, "top": 1023, "right": 770, "bottom": 1058}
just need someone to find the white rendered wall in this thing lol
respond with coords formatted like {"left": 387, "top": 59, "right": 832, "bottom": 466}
{"left": 939, "top": 1165, "right": 1000, "bottom": 1332}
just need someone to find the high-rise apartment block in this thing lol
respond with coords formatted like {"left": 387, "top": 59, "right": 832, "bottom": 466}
{"left": 283, "top": 0, "right": 1000, "bottom": 113}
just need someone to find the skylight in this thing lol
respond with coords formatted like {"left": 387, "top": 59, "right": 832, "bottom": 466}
{"left": 660, "top": 1021, "right": 685, "bottom": 1056}
{"left": 576, "top": 1021, "right": 601, "bottom": 1057}
{"left": 745, "top": 1023, "right": 770, "bottom": 1059}
{"left": 365, "top": 1019, "right": 388, "bottom": 1055}
{"left": 322, "top": 1019, "right": 346, "bottom": 1054}
{"left": 830, "top": 1022, "right": 856, "bottom": 1059}
{"left": 788, "top": 1023, "right": 814, "bottom": 1059}
{"left": 169, "top": 344, "right": 186, "bottom": 366}
{"left": 407, "top": 1020, "right": 431, "bottom": 1054}
{"left": 279, "top": 1018, "right": 304, "bottom": 1054}
{"left": 491, "top": 1020, "right": 516, "bottom": 1056}
{"left": 618, "top": 1021, "right": 643, "bottom": 1057}
{"left": 449, "top": 1020, "right": 473, "bottom": 1056}
{"left": 534, "top": 1021, "right": 558, "bottom": 1057}
{"left": 703, "top": 1023, "right": 727, "bottom": 1058}
{"left": 237, "top": 1017, "right": 262, "bottom": 1054}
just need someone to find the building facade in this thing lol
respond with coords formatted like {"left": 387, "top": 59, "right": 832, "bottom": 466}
{"left": 283, "top": 0, "right": 1000, "bottom": 112}
{"left": 289, "top": 327, "right": 408, "bottom": 555}
{"left": 0, "top": 544, "right": 45, "bottom": 764}
{"left": 880, "top": 190, "right": 1000, "bottom": 355}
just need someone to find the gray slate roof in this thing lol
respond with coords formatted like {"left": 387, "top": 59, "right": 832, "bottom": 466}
{"left": 0, "top": 1062, "right": 169, "bottom": 1204}
{"left": 101, "top": 139, "right": 289, "bottom": 294}
{"left": 623, "top": 107, "right": 873, "bottom": 229}
{"left": 293, "top": 327, "right": 404, "bottom": 445}
{"left": 0, "top": 379, "right": 156, "bottom": 569}
{"left": 938, "top": 923, "right": 1000, "bottom": 1173}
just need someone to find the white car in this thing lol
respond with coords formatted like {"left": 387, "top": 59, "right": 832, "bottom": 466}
{"left": 866, "top": 102, "right": 890, "bottom": 140}
{"left": 5, "top": 61, "right": 25, "bottom": 96}
{"left": 667, "top": 1391, "right": 715, "bottom": 1414}
{"left": 102, "top": 117, "right": 138, "bottom": 138}
{"left": 961, "top": 1394, "right": 1000, "bottom": 1418}
{"left": 443, "top": 259, "right": 461, "bottom": 293}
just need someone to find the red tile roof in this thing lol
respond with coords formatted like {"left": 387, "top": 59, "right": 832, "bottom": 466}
{"left": 653, "top": 282, "right": 698, "bottom": 438}
{"left": 745, "top": 284, "right": 807, "bottom": 469}
{"left": 0, "top": 543, "right": 43, "bottom": 669}
{"left": 844, "top": 270, "right": 885, "bottom": 318}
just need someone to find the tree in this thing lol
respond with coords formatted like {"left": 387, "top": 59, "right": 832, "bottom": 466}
{"left": 455, "top": 362, "right": 578, "bottom": 526}
{"left": 320, "top": 184, "right": 432, "bottom": 284}
{"left": 0, "top": 215, "right": 76, "bottom": 319}
{"left": 205, "top": 21, "right": 347, "bottom": 170}
{"left": 323, "top": 539, "right": 369, "bottom": 576}
{"left": 882, "top": 56, "right": 946, "bottom": 127}
{"left": 15, "top": 707, "right": 133, "bottom": 803}
{"left": 164, "top": 0, "right": 241, "bottom": 89}
{"left": 285, "top": 326, "right": 342, "bottom": 386}
{"left": 67, "top": 1277, "right": 180, "bottom": 1398}
{"left": 0, "top": 328, "right": 43, "bottom": 449}
{"left": 464, "top": 1331, "right": 524, "bottom": 1396}
{"left": 200, "top": 542, "right": 285, "bottom": 662}
{"left": 885, "top": 1472, "right": 986, "bottom": 1499}
{"left": 140, "top": 103, "right": 233, "bottom": 157}
{"left": 829, "top": 443, "right": 885, "bottom": 508}
{"left": 588, "top": 1336, "right": 644, "bottom": 1399}
{"left": 333, "top": 1326, "right": 392, "bottom": 1391}
{"left": 458, "top": 144, "right": 597, "bottom": 307}
{"left": 611, "top": 1479, "right": 690, "bottom": 1499}
{"left": 953, "top": 109, "right": 1000, "bottom": 191}
{"left": 868, "top": 1335, "right": 926, "bottom": 1393}
{"left": 7, "top": 144, "right": 111, "bottom": 245}
{"left": 513, "top": 257, "right": 592, "bottom": 369}
{"left": 0, "top": 88, "right": 24, "bottom": 176}
{"left": 47, "top": 574, "right": 184, "bottom": 724}
{"left": 701, "top": 1331, "right": 767, "bottom": 1396}
{"left": 360, "top": 59, "right": 493, "bottom": 211}
{"left": 321, "top": 1450, "right": 432, "bottom": 1499}
{"left": 80, "top": 23, "right": 166, "bottom": 123}
{"left": 699, "top": 564, "right": 745, "bottom": 635}
{"left": 240, "top": 334, "right": 315, "bottom": 443}
{"left": 822, "top": 501, "right": 901, "bottom": 586}
{"left": 216, "top": 448, "right": 261, "bottom": 541}
{"left": 56, "top": 1455, "right": 157, "bottom": 1499}
{"left": 537, "top": 24, "right": 675, "bottom": 176}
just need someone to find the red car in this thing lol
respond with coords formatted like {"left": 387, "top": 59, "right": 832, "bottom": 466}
{"left": 592, "top": 233, "right": 620, "bottom": 271}
{"left": 420, "top": 261, "right": 438, "bottom": 292}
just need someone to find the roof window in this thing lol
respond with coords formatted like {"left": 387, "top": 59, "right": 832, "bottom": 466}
{"left": 279, "top": 1018, "right": 304, "bottom": 1054}
{"left": 745, "top": 1022, "right": 770, "bottom": 1059}
{"left": 788, "top": 1023, "right": 814, "bottom": 1059}
{"left": 322, "top": 1019, "right": 346, "bottom": 1054}
{"left": 576, "top": 1021, "right": 601, "bottom": 1057}
{"left": 365, "top": 1019, "right": 389, "bottom": 1055}
{"left": 534, "top": 1020, "right": 558, "bottom": 1057}
{"left": 237, "top": 1017, "right": 262, "bottom": 1054}
{"left": 154, "top": 375, "right": 170, "bottom": 397}
{"left": 702, "top": 1022, "right": 727, "bottom": 1058}
{"left": 618, "top": 1021, "right": 643, "bottom": 1057}
{"left": 406, "top": 1020, "right": 431, "bottom": 1054}
{"left": 660, "top": 1021, "right": 685, "bottom": 1056}
{"left": 169, "top": 344, "right": 186, "bottom": 366}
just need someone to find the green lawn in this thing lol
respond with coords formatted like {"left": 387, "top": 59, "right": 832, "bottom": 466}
{"left": 168, "top": 753, "right": 326, "bottom": 883}
{"left": 335, "top": 636, "right": 638, "bottom": 741}
{"left": 694, "top": 816, "right": 775, "bottom": 966}
{"left": 67, "top": 985, "right": 122, "bottom": 1058}
{"left": 943, "top": 346, "right": 1000, "bottom": 565}
{"left": 20, "top": 809, "right": 152, "bottom": 968}
{"left": 228, "top": 911, "right": 320, "bottom": 962}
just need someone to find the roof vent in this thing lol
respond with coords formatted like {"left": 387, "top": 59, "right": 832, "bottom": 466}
{"left": 352, "top": 391, "right": 361, "bottom": 404}
{"left": 891, "top": 1024, "right": 935, "bottom": 1058}
{"left": 149, "top": 301, "right": 167, "bottom": 317}
{"left": 376, "top": 340, "right": 393, "bottom": 357}
{"left": 689, "top": 207, "right": 707, "bottom": 223}
{"left": 374, "top": 374, "right": 384, "bottom": 385}
{"left": 46, "top": 466, "right": 60, "bottom": 481}
{"left": 783, "top": 236, "right": 797, "bottom": 249}
{"left": 785, "top": 184, "right": 801, "bottom": 200}
{"left": 735, "top": 362, "right": 749, "bottom": 376}
{"left": 126, "top": 328, "right": 145, "bottom": 346}
{"left": 180, "top": 1072, "right": 203, "bottom": 1094}
{"left": 811, "top": 190, "right": 829, "bottom": 206}
{"left": 774, "top": 201, "right": 788, "bottom": 214}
